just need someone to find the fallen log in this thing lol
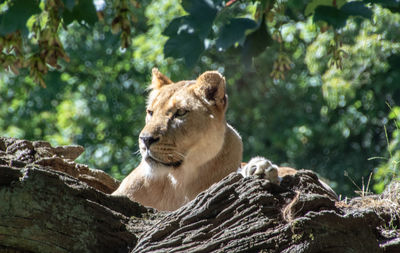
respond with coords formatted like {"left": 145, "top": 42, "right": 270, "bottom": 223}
{"left": 0, "top": 137, "right": 398, "bottom": 252}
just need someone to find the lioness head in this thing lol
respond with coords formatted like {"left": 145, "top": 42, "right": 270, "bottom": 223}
{"left": 139, "top": 68, "right": 228, "bottom": 174}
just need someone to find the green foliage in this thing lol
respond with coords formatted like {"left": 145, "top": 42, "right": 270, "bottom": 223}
{"left": 0, "top": 0, "right": 380, "bottom": 84}
{"left": 164, "top": 33, "right": 204, "bottom": 67}
{"left": 365, "top": 0, "right": 400, "bottom": 12}
{"left": 0, "top": 0, "right": 135, "bottom": 85}
{"left": 373, "top": 105, "right": 400, "bottom": 193}
{"left": 163, "top": 0, "right": 218, "bottom": 66}
{"left": 216, "top": 18, "right": 257, "bottom": 50}
{"left": 161, "top": 0, "right": 374, "bottom": 73}
{"left": 242, "top": 15, "right": 272, "bottom": 65}
{"left": 313, "top": 2, "right": 372, "bottom": 29}
{"left": 180, "top": 0, "right": 217, "bottom": 38}
{"left": 305, "top": 0, "right": 347, "bottom": 16}
{"left": 62, "top": 0, "right": 97, "bottom": 25}
{"left": 0, "top": 0, "right": 41, "bottom": 36}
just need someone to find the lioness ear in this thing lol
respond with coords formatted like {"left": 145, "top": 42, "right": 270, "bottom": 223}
{"left": 150, "top": 68, "right": 173, "bottom": 89}
{"left": 194, "top": 71, "right": 227, "bottom": 109}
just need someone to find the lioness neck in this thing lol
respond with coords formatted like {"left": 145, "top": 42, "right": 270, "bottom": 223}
{"left": 117, "top": 123, "right": 242, "bottom": 211}
{"left": 171, "top": 123, "right": 243, "bottom": 200}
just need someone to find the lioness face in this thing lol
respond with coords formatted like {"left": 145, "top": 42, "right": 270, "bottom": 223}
{"left": 139, "top": 69, "right": 228, "bottom": 173}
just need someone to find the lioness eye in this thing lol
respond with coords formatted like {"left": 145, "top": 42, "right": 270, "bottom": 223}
{"left": 146, "top": 109, "right": 153, "bottom": 116}
{"left": 174, "top": 109, "right": 188, "bottom": 118}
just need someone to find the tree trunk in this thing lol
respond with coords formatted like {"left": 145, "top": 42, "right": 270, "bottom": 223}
{"left": 0, "top": 137, "right": 399, "bottom": 253}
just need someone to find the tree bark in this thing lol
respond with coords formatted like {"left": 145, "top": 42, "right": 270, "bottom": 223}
{"left": 0, "top": 137, "right": 399, "bottom": 253}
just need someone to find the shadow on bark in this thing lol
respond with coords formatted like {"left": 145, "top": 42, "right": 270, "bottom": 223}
{"left": 0, "top": 137, "right": 399, "bottom": 253}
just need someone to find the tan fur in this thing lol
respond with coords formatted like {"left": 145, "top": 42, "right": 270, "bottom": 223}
{"left": 277, "top": 166, "right": 297, "bottom": 177}
{"left": 112, "top": 69, "right": 243, "bottom": 211}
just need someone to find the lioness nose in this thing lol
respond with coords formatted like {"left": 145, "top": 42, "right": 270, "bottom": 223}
{"left": 140, "top": 135, "right": 160, "bottom": 148}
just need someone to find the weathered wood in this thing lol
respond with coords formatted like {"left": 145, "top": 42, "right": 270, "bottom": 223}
{"left": 1, "top": 137, "right": 119, "bottom": 194}
{"left": 0, "top": 136, "right": 399, "bottom": 253}
{"left": 133, "top": 172, "right": 388, "bottom": 253}
{"left": 1, "top": 165, "right": 135, "bottom": 252}
{"left": 0, "top": 137, "right": 152, "bottom": 253}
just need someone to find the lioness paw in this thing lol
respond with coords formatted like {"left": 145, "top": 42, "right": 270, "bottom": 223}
{"left": 239, "top": 156, "right": 280, "bottom": 184}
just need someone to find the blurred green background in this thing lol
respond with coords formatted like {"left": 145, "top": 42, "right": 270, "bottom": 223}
{"left": 1, "top": 0, "right": 399, "bottom": 196}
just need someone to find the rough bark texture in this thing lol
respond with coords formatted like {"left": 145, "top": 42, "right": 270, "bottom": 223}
{"left": 0, "top": 136, "right": 399, "bottom": 253}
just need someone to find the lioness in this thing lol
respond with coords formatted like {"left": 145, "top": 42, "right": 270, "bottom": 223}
{"left": 112, "top": 69, "right": 295, "bottom": 211}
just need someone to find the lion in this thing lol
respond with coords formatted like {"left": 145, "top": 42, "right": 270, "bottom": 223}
{"left": 112, "top": 69, "right": 302, "bottom": 211}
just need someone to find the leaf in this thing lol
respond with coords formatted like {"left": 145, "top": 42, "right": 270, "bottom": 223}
{"left": 340, "top": 1, "right": 372, "bottom": 19}
{"left": 162, "top": 0, "right": 218, "bottom": 67}
{"left": 163, "top": 16, "right": 186, "bottom": 36}
{"left": 313, "top": 2, "right": 372, "bottom": 29}
{"left": 163, "top": 14, "right": 212, "bottom": 39}
{"left": 164, "top": 32, "right": 204, "bottom": 67}
{"left": 162, "top": 14, "right": 213, "bottom": 40}
{"left": 163, "top": 16, "right": 195, "bottom": 36}
{"left": 181, "top": 0, "right": 217, "bottom": 18}
{"left": 216, "top": 18, "right": 257, "bottom": 51}
{"left": 62, "top": 0, "right": 75, "bottom": 11}
{"left": 178, "top": 0, "right": 217, "bottom": 39}
{"left": 241, "top": 15, "right": 272, "bottom": 65}
{"left": 62, "top": 0, "right": 97, "bottom": 26}
{"left": 305, "top": 0, "right": 346, "bottom": 16}
{"left": 364, "top": 0, "right": 400, "bottom": 13}
{"left": 313, "top": 6, "right": 348, "bottom": 29}
{"left": 388, "top": 54, "right": 400, "bottom": 70}
{"left": 0, "top": 0, "right": 41, "bottom": 36}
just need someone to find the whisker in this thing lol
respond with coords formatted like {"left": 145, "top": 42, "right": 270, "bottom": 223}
{"left": 133, "top": 149, "right": 141, "bottom": 157}
{"left": 173, "top": 151, "right": 186, "bottom": 159}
